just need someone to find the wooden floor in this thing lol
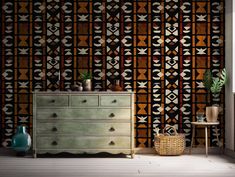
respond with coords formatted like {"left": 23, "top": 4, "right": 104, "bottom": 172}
{"left": 1, "top": 148, "right": 235, "bottom": 177}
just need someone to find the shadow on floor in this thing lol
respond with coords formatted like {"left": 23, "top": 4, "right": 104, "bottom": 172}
{"left": 0, "top": 147, "right": 129, "bottom": 158}
{"left": 37, "top": 152, "right": 128, "bottom": 158}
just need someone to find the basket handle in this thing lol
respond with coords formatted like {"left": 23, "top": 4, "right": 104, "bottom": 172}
{"left": 155, "top": 128, "right": 160, "bottom": 136}
{"left": 163, "top": 125, "right": 178, "bottom": 136}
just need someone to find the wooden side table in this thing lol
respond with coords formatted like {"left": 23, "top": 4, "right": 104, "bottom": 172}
{"left": 190, "top": 121, "right": 221, "bottom": 157}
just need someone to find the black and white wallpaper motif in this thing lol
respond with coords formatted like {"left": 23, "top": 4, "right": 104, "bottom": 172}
{"left": 1, "top": 0, "right": 225, "bottom": 148}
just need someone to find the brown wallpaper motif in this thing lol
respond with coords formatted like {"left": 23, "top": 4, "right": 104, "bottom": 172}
{"left": 1, "top": 0, "right": 225, "bottom": 148}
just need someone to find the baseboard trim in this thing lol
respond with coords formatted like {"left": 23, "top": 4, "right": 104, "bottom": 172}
{"left": 135, "top": 147, "right": 221, "bottom": 155}
{"left": 135, "top": 147, "right": 155, "bottom": 154}
{"left": 224, "top": 148, "right": 235, "bottom": 158}
{"left": 0, "top": 147, "right": 223, "bottom": 156}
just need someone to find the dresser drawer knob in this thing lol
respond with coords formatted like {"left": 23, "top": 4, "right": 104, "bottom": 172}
{"left": 52, "top": 113, "right": 58, "bottom": 118}
{"left": 82, "top": 100, "right": 87, "bottom": 103}
{"left": 112, "top": 99, "right": 117, "bottom": 103}
{"left": 109, "top": 113, "right": 115, "bottom": 118}
{"left": 109, "top": 127, "right": 115, "bottom": 132}
{"left": 109, "top": 141, "right": 115, "bottom": 146}
{"left": 51, "top": 99, "right": 55, "bottom": 103}
{"left": 52, "top": 127, "right": 58, "bottom": 132}
{"left": 51, "top": 141, "right": 58, "bottom": 146}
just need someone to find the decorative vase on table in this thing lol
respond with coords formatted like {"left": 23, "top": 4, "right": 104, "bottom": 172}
{"left": 196, "top": 112, "right": 205, "bottom": 122}
{"left": 71, "top": 82, "right": 83, "bottom": 91}
{"left": 206, "top": 106, "right": 219, "bottom": 122}
{"left": 11, "top": 125, "right": 31, "bottom": 156}
{"left": 111, "top": 80, "right": 123, "bottom": 91}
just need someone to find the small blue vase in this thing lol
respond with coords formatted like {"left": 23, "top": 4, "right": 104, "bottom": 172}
{"left": 11, "top": 126, "right": 31, "bottom": 155}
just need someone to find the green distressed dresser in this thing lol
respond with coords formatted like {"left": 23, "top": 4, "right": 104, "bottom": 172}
{"left": 33, "top": 91, "right": 134, "bottom": 158}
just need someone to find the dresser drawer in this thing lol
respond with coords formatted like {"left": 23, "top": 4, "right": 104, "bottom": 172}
{"left": 36, "top": 136, "right": 131, "bottom": 149}
{"left": 36, "top": 95, "right": 69, "bottom": 107}
{"left": 36, "top": 108, "right": 131, "bottom": 120}
{"left": 71, "top": 95, "right": 98, "bottom": 107}
{"left": 36, "top": 121, "right": 130, "bottom": 136}
{"left": 100, "top": 95, "right": 131, "bottom": 107}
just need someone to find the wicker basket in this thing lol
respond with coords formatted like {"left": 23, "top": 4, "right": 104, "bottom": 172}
{"left": 154, "top": 126, "right": 185, "bottom": 156}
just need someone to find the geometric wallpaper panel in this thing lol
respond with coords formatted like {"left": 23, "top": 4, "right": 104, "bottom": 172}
{"left": 1, "top": 0, "right": 225, "bottom": 148}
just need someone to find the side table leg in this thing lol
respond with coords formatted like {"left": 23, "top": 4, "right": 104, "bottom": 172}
{"left": 215, "top": 126, "right": 223, "bottom": 154}
{"left": 205, "top": 126, "right": 208, "bottom": 157}
{"left": 190, "top": 124, "right": 195, "bottom": 154}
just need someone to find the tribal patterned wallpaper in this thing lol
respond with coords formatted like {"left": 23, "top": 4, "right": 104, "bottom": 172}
{"left": 1, "top": 0, "right": 225, "bottom": 148}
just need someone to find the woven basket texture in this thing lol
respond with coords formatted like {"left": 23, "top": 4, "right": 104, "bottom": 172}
{"left": 154, "top": 126, "right": 185, "bottom": 156}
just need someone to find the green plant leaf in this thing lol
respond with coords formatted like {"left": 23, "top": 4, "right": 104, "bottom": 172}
{"left": 219, "top": 68, "right": 227, "bottom": 86}
{"left": 211, "top": 78, "right": 222, "bottom": 93}
{"left": 80, "top": 72, "right": 92, "bottom": 80}
{"left": 203, "top": 69, "right": 213, "bottom": 91}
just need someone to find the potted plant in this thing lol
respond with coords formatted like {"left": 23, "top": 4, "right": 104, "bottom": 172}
{"left": 80, "top": 71, "right": 92, "bottom": 91}
{"left": 202, "top": 68, "right": 227, "bottom": 122}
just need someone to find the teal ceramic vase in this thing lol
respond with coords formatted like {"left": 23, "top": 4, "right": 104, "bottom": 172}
{"left": 11, "top": 126, "right": 31, "bottom": 155}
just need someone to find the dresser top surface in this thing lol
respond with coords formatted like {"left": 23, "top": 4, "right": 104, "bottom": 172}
{"left": 33, "top": 91, "right": 134, "bottom": 95}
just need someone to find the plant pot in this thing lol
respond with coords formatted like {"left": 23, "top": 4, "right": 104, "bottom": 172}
{"left": 206, "top": 106, "right": 219, "bottom": 122}
{"left": 83, "top": 79, "right": 92, "bottom": 91}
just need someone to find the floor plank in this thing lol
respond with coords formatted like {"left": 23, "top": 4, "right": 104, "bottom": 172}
{"left": 1, "top": 148, "right": 235, "bottom": 177}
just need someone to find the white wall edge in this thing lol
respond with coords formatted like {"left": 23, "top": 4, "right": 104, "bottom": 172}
{"left": 233, "top": 0, "right": 235, "bottom": 93}
{"left": 225, "top": 0, "right": 235, "bottom": 151}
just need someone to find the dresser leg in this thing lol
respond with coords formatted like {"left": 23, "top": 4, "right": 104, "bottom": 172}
{"left": 131, "top": 150, "right": 135, "bottom": 158}
{"left": 205, "top": 126, "right": 208, "bottom": 157}
{"left": 33, "top": 150, "right": 37, "bottom": 158}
